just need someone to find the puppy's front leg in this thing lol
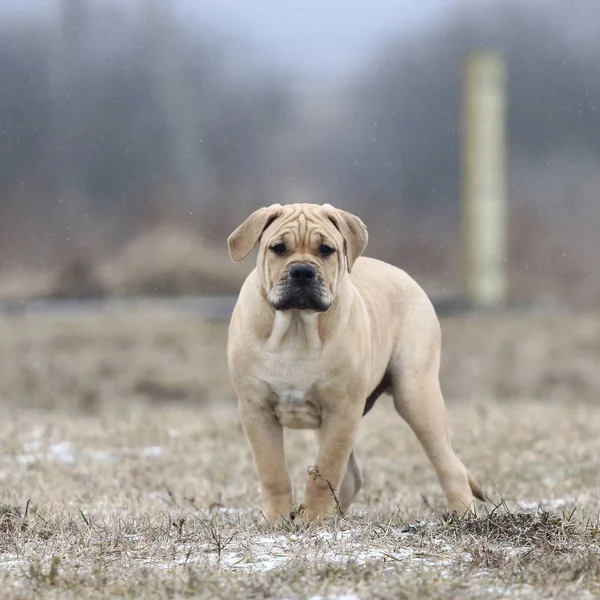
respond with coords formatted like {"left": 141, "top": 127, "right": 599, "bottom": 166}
{"left": 239, "top": 400, "right": 293, "bottom": 523}
{"left": 303, "top": 406, "right": 362, "bottom": 522}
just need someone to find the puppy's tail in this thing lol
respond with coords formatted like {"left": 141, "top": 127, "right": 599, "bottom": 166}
{"left": 468, "top": 471, "right": 486, "bottom": 502}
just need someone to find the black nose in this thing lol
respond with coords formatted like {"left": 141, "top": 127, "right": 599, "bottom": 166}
{"left": 290, "top": 264, "right": 316, "bottom": 283}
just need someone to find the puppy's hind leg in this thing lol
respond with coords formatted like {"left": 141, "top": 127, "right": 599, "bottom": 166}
{"left": 392, "top": 370, "right": 483, "bottom": 515}
{"left": 339, "top": 449, "right": 364, "bottom": 512}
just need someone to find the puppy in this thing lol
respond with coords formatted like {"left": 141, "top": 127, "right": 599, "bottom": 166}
{"left": 227, "top": 203, "right": 483, "bottom": 523}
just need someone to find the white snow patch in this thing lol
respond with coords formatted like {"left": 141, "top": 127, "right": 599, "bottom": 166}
{"left": 49, "top": 441, "right": 76, "bottom": 464}
{"left": 518, "top": 498, "right": 568, "bottom": 511}
{"left": 22, "top": 440, "right": 42, "bottom": 453}
{"left": 16, "top": 453, "right": 36, "bottom": 466}
{"left": 140, "top": 445, "right": 164, "bottom": 457}
{"left": 178, "top": 527, "right": 459, "bottom": 573}
{"left": 213, "top": 506, "right": 252, "bottom": 518}
{"left": 83, "top": 449, "right": 118, "bottom": 463}
{"left": 0, "top": 553, "right": 26, "bottom": 573}
{"left": 13, "top": 441, "right": 166, "bottom": 466}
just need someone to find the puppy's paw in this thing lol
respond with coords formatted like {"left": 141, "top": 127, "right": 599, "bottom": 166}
{"left": 264, "top": 510, "right": 294, "bottom": 525}
{"left": 295, "top": 503, "right": 337, "bottom": 525}
{"left": 263, "top": 499, "right": 295, "bottom": 526}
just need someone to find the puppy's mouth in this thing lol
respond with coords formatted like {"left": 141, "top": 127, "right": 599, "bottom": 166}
{"left": 271, "top": 291, "right": 331, "bottom": 312}
{"left": 268, "top": 279, "right": 333, "bottom": 313}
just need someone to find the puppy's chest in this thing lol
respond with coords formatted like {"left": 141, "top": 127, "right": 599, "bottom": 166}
{"left": 259, "top": 350, "right": 323, "bottom": 429}
{"left": 255, "top": 312, "right": 328, "bottom": 428}
{"left": 259, "top": 348, "right": 322, "bottom": 405}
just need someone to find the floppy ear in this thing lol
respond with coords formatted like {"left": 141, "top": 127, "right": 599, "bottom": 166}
{"left": 324, "top": 205, "right": 368, "bottom": 273}
{"left": 227, "top": 204, "right": 282, "bottom": 262}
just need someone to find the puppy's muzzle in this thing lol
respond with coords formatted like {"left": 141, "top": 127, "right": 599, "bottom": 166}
{"left": 270, "top": 263, "right": 332, "bottom": 312}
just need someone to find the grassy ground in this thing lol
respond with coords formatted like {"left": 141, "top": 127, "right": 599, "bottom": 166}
{"left": 1, "top": 310, "right": 599, "bottom": 598}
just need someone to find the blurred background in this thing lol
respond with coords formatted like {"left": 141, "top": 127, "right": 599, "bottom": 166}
{"left": 2, "top": 8, "right": 600, "bottom": 592}
{"left": 1, "top": 0, "right": 599, "bottom": 307}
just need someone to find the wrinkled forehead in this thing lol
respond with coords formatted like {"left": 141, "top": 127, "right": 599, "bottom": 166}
{"left": 264, "top": 205, "right": 340, "bottom": 247}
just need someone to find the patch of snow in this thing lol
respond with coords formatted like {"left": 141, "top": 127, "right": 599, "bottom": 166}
{"left": 15, "top": 453, "right": 36, "bottom": 466}
{"left": 82, "top": 449, "right": 118, "bottom": 463}
{"left": 141, "top": 446, "right": 164, "bottom": 458}
{"left": 214, "top": 507, "right": 250, "bottom": 517}
{"left": 17, "top": 440, "right": 76, "bottom": 465}
{"left": 156, "top": 521, "right": 600, "bottom": 581}
{"left": 518, "top": 498, "right": 568, "bottom": 511}
{"left": 181, "top": 527, "right": 459, "bottom": 573}
{"left": 149, "top": 491, "right": 173, "bottom": 503}
{"left": 22, "top": 440, "right": 42, "bottom": 453}
{"left": 315, "top": 530, "right": 355, "bottom": 541}
{"left": 0, "top": 554, "right": 26, "bottom": 573}
{"left": 13, "top": 441, "right": 166, "bottom": 466}
{"left": 49, "top": 441, "right": 76, "bottom": 464}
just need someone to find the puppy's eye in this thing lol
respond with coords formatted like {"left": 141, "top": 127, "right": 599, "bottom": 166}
{"left": 319, "top": 244, "right": 335, "bottom": 257}
{"left": 270, "top": 243, "right": 286, "bottom": 256}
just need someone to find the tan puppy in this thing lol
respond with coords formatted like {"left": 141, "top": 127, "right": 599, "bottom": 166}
{"left": 227, "top": 203, "right": 484, "bottom": 523}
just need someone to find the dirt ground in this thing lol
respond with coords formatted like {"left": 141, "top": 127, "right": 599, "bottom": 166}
{"left": 0, "top": 309, "right": 599, "bottom": 598}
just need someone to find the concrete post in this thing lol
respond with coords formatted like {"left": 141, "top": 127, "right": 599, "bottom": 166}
{"left": 461, "top": 51, "right": 508, "bottom": 307}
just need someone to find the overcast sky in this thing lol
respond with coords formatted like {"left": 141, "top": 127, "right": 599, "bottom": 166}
{"left": 181, "top": 0, "right": 459, "bottom": 73}
{"left": 5, "top": 0, "right": 460, "bottom": 74}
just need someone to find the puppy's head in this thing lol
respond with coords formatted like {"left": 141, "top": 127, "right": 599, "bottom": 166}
{"left": 227, "top": 203, "right": 368, "bottom": 312}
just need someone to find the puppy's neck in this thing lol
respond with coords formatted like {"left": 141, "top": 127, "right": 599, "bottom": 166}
{"left": 266, "top": 310, "right": 322, "bottom": 353}
{"left": 264, "top": 279, "right": 353, "bottom": 353}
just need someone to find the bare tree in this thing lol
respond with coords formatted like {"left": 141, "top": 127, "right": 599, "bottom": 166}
{"left": 143, "top": 0, "right": 212, "bottom": 215}
{"left": 50, "top": 0, "right": 90, "bottom": 218}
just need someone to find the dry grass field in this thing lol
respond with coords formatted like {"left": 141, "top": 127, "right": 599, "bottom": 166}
{"left": 1, "top": 309, "right": 599, "bottom": 598}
